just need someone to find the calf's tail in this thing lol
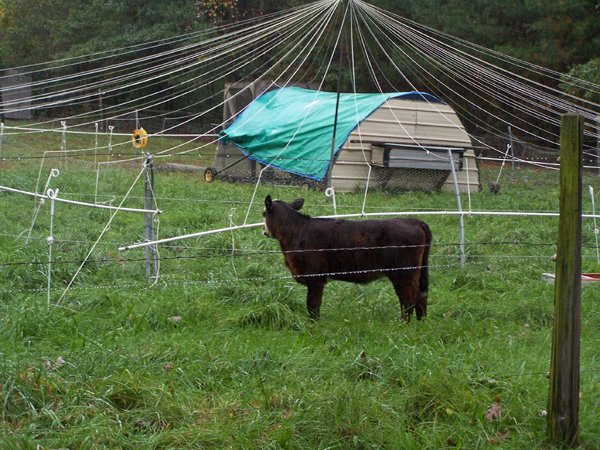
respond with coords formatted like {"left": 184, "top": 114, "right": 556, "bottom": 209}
{"left": 419, "top": 222, "right": 432, "bottom": 296}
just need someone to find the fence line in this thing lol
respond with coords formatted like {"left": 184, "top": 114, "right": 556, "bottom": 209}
{"left": 119, "top": 208, "right": 600, "bottom": 251}
{"left": 0, "top": 259, "right": 529, "bottom": 295}
{"left": 0, "top": 247, "right": 563, "bottom": 269}
{"left": 0, "top": 183, "right": 160, "bottom": 214}
{"left": 2, "top": 150, "right": 598, "bottom": 166}
{"left": 1, "top": 124, "right": 219, "bottom": 139}
{"left": 56, "top": 166, "right": 150, "bottom": 304}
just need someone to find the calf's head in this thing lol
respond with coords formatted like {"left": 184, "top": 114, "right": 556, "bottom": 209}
{"left": 263, "top": 195, "right": 305, "bottom": 238}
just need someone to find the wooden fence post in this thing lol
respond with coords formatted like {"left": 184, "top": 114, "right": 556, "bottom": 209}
{"left": 547, "top": 113, "right": 583, "bottom": 446}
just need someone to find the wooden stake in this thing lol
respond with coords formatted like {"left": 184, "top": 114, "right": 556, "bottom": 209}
{"left": 547, "top": 113, "right": 583, "bottom": 446}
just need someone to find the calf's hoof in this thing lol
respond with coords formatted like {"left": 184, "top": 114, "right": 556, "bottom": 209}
{"left": 308, "top": 308, "right": 320, "bottom": 321}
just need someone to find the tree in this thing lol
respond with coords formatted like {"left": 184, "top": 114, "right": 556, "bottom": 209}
{"left": 0, "top": 0, "right": 57, "bottom": 66}
{"left": 237, "top": 0, "right": 306, "bottom": 17}
{"left": 560, "top": 58, "right": 600, "bottom": 104}
{"left": 196, "top": 0, "right": 237, "bottom": 25}
{"left": 525, "top": 0, "right": 600, "bottom": 71}
{"left": 0, "top": 0, "right": 201, "bottom": 65}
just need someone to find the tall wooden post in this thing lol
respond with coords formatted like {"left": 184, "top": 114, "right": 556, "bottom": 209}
{"left": 547, "top": 113, "right": 583, "bottom": 447}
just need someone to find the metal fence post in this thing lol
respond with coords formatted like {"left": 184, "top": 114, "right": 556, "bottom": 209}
{"left": 144, "top": 154, "right": 158, "bottom": 282}
{"left": 0, "top": 122, "right": 4, "bottom": 156}
{"left": 508, "top": 126, "right": 515, "bottom": 181}
{"left": 47, "top": 188, "right": 58, "bottom": 305}
{"left": 448, "top": 149, "right": 465, "bottom": 267}
{"left": 27, "top": 168, "right": 60, "bottom": 243}
{"left": 60, "top": 121, "right": 67, "bottom": 169}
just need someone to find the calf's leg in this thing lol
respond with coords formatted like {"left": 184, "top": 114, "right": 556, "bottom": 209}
{"left": 390, "top": 273, "right": 420, "bottom": 321}
{"left": 415, "top": 289, "right": 427, "bottom": 320}
{"left": 306, "top": 279, "right": 325, "bottom": 320}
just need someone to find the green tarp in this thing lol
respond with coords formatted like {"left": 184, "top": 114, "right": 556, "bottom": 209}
{"left": 219, "top": 87, "right": 442, "bottom": 181}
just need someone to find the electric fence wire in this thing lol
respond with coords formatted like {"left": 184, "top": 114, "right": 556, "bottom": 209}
{"left": 0, "top": 242, "right": 567, "bottom": 269}
{"left": 0, "top": 259, "right": 557, "bottom": 295}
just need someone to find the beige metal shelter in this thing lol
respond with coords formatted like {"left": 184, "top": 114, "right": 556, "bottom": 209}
{"left": 212, "top": 82, "right": 480, "bottom": 193}
{"left": 331, "top": 98, "right": 479, "bottom": 193}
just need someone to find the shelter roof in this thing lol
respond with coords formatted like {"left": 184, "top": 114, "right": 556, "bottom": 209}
{"left": 219, "top": 87, "right": 442, "bottom": 180}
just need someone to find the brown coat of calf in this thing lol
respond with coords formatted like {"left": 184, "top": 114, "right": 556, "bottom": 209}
{"left": 263, "top": 195, "right": 432, "bottom": 320}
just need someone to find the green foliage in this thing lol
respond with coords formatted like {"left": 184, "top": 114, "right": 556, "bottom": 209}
{"left": 198, "top": 0, "right": 238, "bottom": 25}
{"left": 402, "top": 0, "right": 537, "bottom": 51}
{"left": 0, "top": 0, "right": 56, "bottom": 66}
{"left": 0, "top": 0, "right": 201, "bottom": 65}
{"left": 379, "top": 0, "right": 600, "bottom": 73}
{"left": 561, "top": 58, "right": 600, "bottom": 104}
{"left": 525, "top": 0, "right": 600, "bottom": 71}
{"left": 1, "top": 0, "right": 598, "bottom": 82}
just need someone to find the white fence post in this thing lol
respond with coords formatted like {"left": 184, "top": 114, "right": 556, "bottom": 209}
{"left": 46, "top": 188, "right": 58, "bottom": 305}
{"left": 94, "top": 122, "right": 99, "bottom": 164}
{"left": 0, "top": 122, "right": 4, "bottom": 156}
{"left": 27, "top": 168, "right": 60, "bottom": 243}
{"left": 448, "top": 149, "right": 465, "bottom": 267}
{"left": 107, "top": 125, "right": 114, "bottom": 162}
{"left": 60, "top": 121, "right": 67, "bottom": 169}
{"left": 589, "top": 186, "right": 600, "bottom": 263}
{"left": 143, "top": 154, "right": 158, "bottom": 281}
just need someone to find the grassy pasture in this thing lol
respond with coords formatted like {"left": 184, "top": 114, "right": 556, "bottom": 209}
{"left": 0, "top": 127, "right": 599, "bottom": 448}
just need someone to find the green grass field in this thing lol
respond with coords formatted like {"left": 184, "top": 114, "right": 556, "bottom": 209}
{"left": 0, "top": 127, "right": 599, "bottom": 448}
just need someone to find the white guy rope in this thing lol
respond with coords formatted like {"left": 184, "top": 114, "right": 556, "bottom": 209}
{"left": 1, "top": 1, "right": 334, "bottom": 131}
{"left": 243, "top": 0, "right": 348, "bottom": 223}
{"left": 364, "top": 2, "right": 599, "bottom": 107}
{"left": 0, "top": 1, "right": 330, "bottom": 86}
{"left": 352, "top": 2, "right": 557, "bottom": 155}
{"left": 352, "top": 0, "right": 596, "bottom": 153}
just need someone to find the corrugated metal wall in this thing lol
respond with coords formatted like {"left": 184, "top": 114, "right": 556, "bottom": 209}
{"left": 332, "top": 98, "right": 480, "bottom": 193}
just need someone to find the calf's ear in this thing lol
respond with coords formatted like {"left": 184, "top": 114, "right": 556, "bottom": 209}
{"left": 265, "top": 195, "right": 272, "bottom": 211}
{"left": 291, "top": 198, "right": 305, "bottom": 211}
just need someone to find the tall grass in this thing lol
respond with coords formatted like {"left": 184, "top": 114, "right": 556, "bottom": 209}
{"left": 0, "top": 128, "right": 599, "bottom": 448}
